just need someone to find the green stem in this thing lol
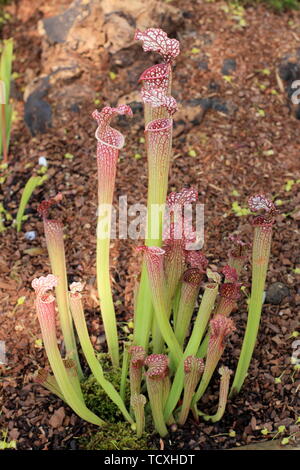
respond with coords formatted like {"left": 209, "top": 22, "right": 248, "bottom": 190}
{"left": 192, "top": 315, "right": 235, "bottom": 408}
{"left": 96, "top": 234, "right": 119, "bottom": 367}
{"left": 44, "top": 220, "right": 83, "bottom": 378}
{"left": 142, "top": 248, "right": 183, "bottom": 368}
{"left": 164, "top": 283, "right": 218, "bottom": 421}
{"left": 198, "top": 366, "right": 232, "bottom": 423}
{"left": 145, "top": 354, "right": 170, "bottom": 436}
{"left": 133, "top": 265, "right": 153, "bottom": 350}
{"left": 93, "top": 105, "right": 132, "bottom": 367}
{"left": 37, "top": 297, "right": 104, "bottom": 426}
{"left": 63, "top": 358, "right": 84, "bottom": 402}
{"left": 120, "top": 342, "right": 130, "bottom": 402}
{"left": 134, "top": 118, "right": 173, "bottom": 351}
{"left": 131, "top": 393, "right": 146, "bottom": 438}
{"left": 177, "top": 356, "right": 204, "bottom": 425}
{"left": 174, "top": 274, "right": 202, "bottom": 348}
{"left": 230, "top": 223, "right": 272, "bottom": 396}
{"left": 172, "top": 286, "right": 181, "bottom": 330}
{"left": 1, "top": 103, "right": 7, "bottom": 163}
{"left": 197, "top": 331, "right": 209, "bottom": 358}
{"left": 69, "top": 293, "right": 133, "bottom": 424}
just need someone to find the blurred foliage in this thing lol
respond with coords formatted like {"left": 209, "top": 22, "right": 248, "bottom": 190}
{"left": 0, "top": 37, "right": 13, "bottom": 163}
{"left": 227, "top": 0, "right": 299, "bottom": 11}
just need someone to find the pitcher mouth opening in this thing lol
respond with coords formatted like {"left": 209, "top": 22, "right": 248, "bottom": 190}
{"left": 95, "top": 127, "right": 125, "bottom": 150}
{"left": 145, "top": 118, "right": 173, "bottom": 133}
{"left": 40, "top": 293, "right": 55, "bottom": 304}
{"left": 139, "top": 63, "right": 170, "bottom": 83}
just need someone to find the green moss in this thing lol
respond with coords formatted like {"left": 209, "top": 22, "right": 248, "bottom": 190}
{"left": 79, "top": 422, "right": 155, "bottom": 450}
{"left": 81, "top": 353, "right": 130, "bottom": 423}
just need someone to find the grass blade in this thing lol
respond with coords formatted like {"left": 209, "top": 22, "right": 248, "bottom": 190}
{"left": 16, "top": 175, "right": 47, "bottom": 231}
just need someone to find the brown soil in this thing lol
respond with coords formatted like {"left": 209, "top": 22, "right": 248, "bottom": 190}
{"left": 0, "top": 0, "right": 299, "bottom": 450}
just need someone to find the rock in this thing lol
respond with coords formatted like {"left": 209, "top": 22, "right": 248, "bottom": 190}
{"left": 25, "top": 231, "right": 36, "bottom": 241}
{"left": 24, "top": 76, "right": 52, "bottom": 135}
{"left": 38, "top": 0, "right": 183, "bottom": 77}
{"left": 175, "top": 97, "right": 237, "bottom": 126}
{"left": 42, "top": 0, "right": 87, "bottom": 44}
{"left": 265, "top": 282, "right": 290, "bottom": 305}
{"left": 9, "top": 429, "right": 20, "bottom": 441}
{"left": 277, "top": 49, "right": 300, "bottom": 120}
{"left": 208, "top": 80, "right": 220, "bottom": 91}
{"left": 221, "top": 58, "right": 237, "bottom": 75}
{"left": 49, "top": 407, "right": 66, "bottom": 428}
{"left": 38, "top": 156, "right": 48, "bottom": 167}
{"left": 196, "top": 58, "right": 209, "bottom": 71}
{"left": 23, "top": 0, "right": 183, "bottom": 132}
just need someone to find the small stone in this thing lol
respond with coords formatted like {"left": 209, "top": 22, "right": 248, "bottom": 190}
{"left": 38, "top": 156, "right": 48, "bottom": 167}
{"left": 49, "top": 407, "right": 65, "bottom": 428}
{"left": 25, "top": 231, "right": 36, "bottom": 241}
{"left": 221, "top": 58, "right": 237, "bottom": 75}
{"left": 265, "top": 282, "right": 290, "bottom": 305}
{"left": 9, "top": 428, "right": 19, "bottom": 441}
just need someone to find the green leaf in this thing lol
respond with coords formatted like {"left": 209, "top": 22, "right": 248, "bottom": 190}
{"left": 231, "top": 201, "right": 251, "bottom": 217}
{"left": 188, "top": 149, "right": 197, "bottom": 157}
{"left": 285, "top": 179, "right": 295, "bottom": 192}
{"left": 239, "top": 18, "right": 247, "bottom": 27}
{"left": 275, "top": 199, "right": 283, "bottom": 206}
{"left": 261, "top": 428, "right": 269, "bottom": 435}
{"left": 16, "top": 296, "right": 26, "bottom": 306}
{"left": 0, "top": 38, "right": 13, "bottom": 158}
{"left": 109, "top": 71, "right": 117, "bottom": 80}
{"left": 277, "top": 425, "right": 286, "bottom": 433}
{"left": 263, "top": 149, "right": 274, "bottom": 156}
{"left": 281, "top": 437, "right": 290, "bottom": 445}
{"left": 34, "top": 338, "right": 43, "bottom": 349}
{"left": 0, "top": 439, "right": 17, "bottom": 450}
{"left": 16, "top": 175, "right": 47, "bottom": 232}
{"left": 64, "top": 152, "right": 74, "bottom": 160}
{"left": 0, "top": 38, "right": 13, "bottom": 101}
{"left": 257, "top": 109, "right": 265, "bottom": 117}
{"left": 223, "top": 75, "right": 233, "bottom": 83}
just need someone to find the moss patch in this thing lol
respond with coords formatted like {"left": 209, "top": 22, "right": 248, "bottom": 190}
{"left": 81, "top": 353, "right": 130, "bottom": 423}
{"left": 80, "top": 422, "right": 154, "bottom": 450}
